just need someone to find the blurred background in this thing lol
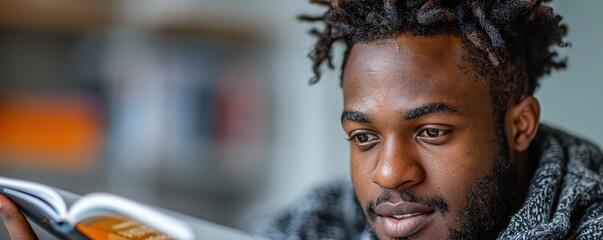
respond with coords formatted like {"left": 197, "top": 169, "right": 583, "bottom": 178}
{"left": 0, "top": 0, "right": 600, "bottom": 239}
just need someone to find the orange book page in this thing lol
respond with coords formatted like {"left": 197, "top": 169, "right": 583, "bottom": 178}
{"left": 75, "top": 216, "right": 174, "bottom": 240}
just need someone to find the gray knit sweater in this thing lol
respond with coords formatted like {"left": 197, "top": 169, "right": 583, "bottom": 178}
{"left": 251, "top": 125, "right": 603, "bottom": 239}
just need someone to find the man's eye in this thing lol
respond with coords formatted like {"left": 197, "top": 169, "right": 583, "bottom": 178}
{"left": 419, "top": 128, "right": 447, "bottom": 138}
{"left": 350, "top": 133, "right": 379, "bottom": 145}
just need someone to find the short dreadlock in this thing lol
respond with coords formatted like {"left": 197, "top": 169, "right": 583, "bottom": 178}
{"left": 300, "top": 0, "right": 568, "bottom": 116}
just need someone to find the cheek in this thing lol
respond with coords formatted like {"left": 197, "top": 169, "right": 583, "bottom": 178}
{"left": 423, "top": 132, "right": 497, "bottom": 216}
{"left": 350, "top": 152, "right": 379, "bottom": 206}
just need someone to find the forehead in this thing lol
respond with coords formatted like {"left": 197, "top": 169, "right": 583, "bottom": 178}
{"left": 342, "top": 34, "right": 486, "bottom": 111}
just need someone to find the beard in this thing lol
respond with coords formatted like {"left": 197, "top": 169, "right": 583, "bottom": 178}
{"left": 364, "top": 132, "right": 517, "bottom": 240}
{"left": 447, "top": 141, "right": 517, "bottom": 239}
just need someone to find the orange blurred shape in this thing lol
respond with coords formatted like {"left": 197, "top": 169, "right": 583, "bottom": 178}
{"left": 76, "top": 217, "right": 174, "bottom": 240}
{"left": 0, "top": 93, "right": 103, "bottom": 170}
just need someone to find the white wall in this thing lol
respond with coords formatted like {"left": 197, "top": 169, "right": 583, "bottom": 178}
{"left": 251, "top": 0, "right": 350, "bottom": 212}
{"left": 536, "top": 1, "right": 603, "bottom": 146}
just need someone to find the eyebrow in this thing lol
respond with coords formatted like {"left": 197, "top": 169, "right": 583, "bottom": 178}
{"left": 341, "top": 102, "right": 460, "bottom": 124}
{"left": 403, "top": 102, "right": 460, "bottom": 120}
{"left": 341, "top": 111, "right": 371, "bottom": 123}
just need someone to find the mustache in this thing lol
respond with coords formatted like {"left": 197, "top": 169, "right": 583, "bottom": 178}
{"left": 366, "top": 189, "right": 449, "bottom": 222}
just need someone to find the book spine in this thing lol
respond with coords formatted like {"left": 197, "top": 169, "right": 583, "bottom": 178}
{"left": 50, "top": 222, "right": 90, "bottom": 240}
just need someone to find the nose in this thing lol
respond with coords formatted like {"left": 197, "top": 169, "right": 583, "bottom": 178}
{"left": 370, "top": 137, "right": 425, "bottom": 190}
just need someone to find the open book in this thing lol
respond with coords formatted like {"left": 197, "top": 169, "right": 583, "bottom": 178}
{"left": 0, "top": 176, "right": 262, "bottom": 240}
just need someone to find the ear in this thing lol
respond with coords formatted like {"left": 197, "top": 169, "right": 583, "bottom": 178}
{"left": 506, "top": 96, "right": 540, "bottom": 152}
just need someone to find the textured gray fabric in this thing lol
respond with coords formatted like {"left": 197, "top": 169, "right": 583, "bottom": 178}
{"left": 250, "top": 125, "right": 603, "bottom": 239}
{"left": 249, "top": 179, "right": 370, "bottom": 240}
{"left": 499, "top": 125, "right": 603, "bottom": 239}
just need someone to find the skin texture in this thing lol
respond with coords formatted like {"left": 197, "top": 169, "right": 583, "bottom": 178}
{"left": 341, "top": 34, "right": 539, "bottom": 239}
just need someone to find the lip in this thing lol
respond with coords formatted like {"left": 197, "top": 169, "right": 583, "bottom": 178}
{"left": 377, "top": 213, "right": 431, "bottom": 237}
{"left": 374, "top": 201, "right": 435, "bottom": 238}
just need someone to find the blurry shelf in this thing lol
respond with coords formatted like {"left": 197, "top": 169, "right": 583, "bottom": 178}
{"left": 0, "top": 0, "right": 115, "bottom": 32}
{"left": 0, "top": 0, "right": 272, "bottom": 46}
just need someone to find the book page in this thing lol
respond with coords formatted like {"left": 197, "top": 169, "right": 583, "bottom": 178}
{"left": 2, "top": 188, "right": 60, "bottom": 224}
{"left": 0, "top": 176, "right": 67, "bottom": 220}
{"left": 76, "top": 215, "right": 174, "bottom": 240}
{"left": 69, "top": 193, "right": 195, "bottom": 239}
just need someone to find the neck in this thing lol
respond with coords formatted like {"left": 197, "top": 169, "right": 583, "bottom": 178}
{"left": 512, "top": 150, "right": 536, "bottom": 214}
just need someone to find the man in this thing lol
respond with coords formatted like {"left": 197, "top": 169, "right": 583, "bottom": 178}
{"left": 250, "top": 0, "right": 603, "bottom": 239}
{"left": 1, "top": 1, "right": 602, "bottom": 240}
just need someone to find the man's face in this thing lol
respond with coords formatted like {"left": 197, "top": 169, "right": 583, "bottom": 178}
{"left": 342, "top": 34, "right": 516, "bottom": 239}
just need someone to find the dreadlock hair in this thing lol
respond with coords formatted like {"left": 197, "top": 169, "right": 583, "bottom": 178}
{"left": 300, "top": 0, "right": 568, "bottom": 126}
